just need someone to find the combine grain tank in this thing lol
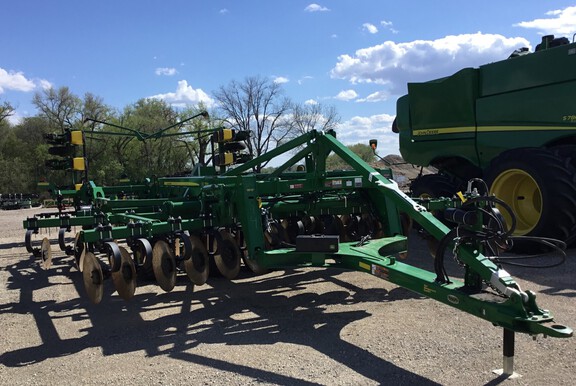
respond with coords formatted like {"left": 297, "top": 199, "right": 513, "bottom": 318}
{"left": 395, "top": 35, "right": 576, "bottom": 243}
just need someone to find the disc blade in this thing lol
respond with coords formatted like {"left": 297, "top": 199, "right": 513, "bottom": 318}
{"left": 237, "top": 231, "right": 268, "bottom": 275}
{"left": 214, "top": 230, "right": 241, "bottom": 280}
{"left": 40, "top": 237, "right": 52, "bottom": 269}
{"left": 73, "top": 232, "right": 85, "bottom": 272}
{"left": 134, "top": 238, "right": 154, "bottom": 280}
{"left": 322, "top": 215, "right": 344, "bottom": 239}
{"left": 82, "top": 252, "right": 104, "bottom": 304}
{"left": 25, "top": 229, "right": 35, "bottom": 254}
{"left": 184, "top": 235, "right": 209, "bottom": 285}
{"left": 152, "top": 240, "right": 176, "bottom": 292}
{"left": 111, "top": 246, "right": 137, "bottom": 300}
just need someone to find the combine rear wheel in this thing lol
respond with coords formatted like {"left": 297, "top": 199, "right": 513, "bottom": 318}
{"left": 485, "top": 148, "right": 576, "bottom": 243}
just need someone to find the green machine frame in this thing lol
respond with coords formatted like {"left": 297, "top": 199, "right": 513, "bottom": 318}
{"left": 23, "top": 129, "right": 572, "bottom": 376}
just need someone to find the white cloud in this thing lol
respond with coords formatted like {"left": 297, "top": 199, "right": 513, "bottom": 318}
{"left": 304, "top": 99, "right": 318, "bottom": 105}
{"left": 305, "top": 3, "right": 329, "bottom": 12}
{"left": 38, "top": 79, "right": 53, "bottom": 90}
{"left": 155, "top": 67, "right": 178, "bottom": 76}
{"left": 297, "top": 75, "right": 314, "bottom": 85}
{"left": 150, "top": 80, "right": 215, "bottom": 108}
{"left": 0, "top": 68, "right": 37, "bottom": 93}
{"left": 362, "top": 23, "right": 378, "bottom": 34}
{"left": 273, "top": 76, "right": 289, "bottom": 84}
{"left": 330, "top": 33, "right": 530, "bottom": 95}
{"left": 335, "top": 89, "right": 358, "bottom": 101}
{"left": 336, "top": 113, "right": 399, "bottom": 155}
{"left": 219, "top": 8, "right": 229, "bottom": 14}
{"left": 514, "top": 6, "right": 576, "bottom": 35}
{"left": 356, "top": 90, "right": 390, "bottom": 103}
{"left": 380, "top": 20, "right": 398, "bottom": 34}
{"left": 7, "top": 111, "right": 24, "bottom": 126}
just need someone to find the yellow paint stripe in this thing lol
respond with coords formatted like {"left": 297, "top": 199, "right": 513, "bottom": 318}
{"left": 413, "top": 125, "right": 576, "bottom": 136}
{"left": 359, "top": 262, "right": 371, "bottom": 271}
{"left": 162, "top": 181, "right": 199, "bottom": 187}
{"left": 413, "top": 126, "right": 475, "bottom": 136}
{"left": 477, "top": 125, "right": 576, "bottom": 132}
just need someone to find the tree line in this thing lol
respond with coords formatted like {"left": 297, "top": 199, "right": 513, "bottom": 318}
{"left": 0, "top": 75, "right": 374, "bottom": 194}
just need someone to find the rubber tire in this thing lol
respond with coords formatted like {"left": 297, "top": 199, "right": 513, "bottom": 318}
{"left": 410, "top": 174, "right": 457, "bottom": 231}
{"left": 551, "top": 145, "right": 576, "bottom": 245}
{"left": 410, "top": 174, "right": 457, "bottom": 199}
{"left": 484, "top": 148, "right": 576, "bottom": 244}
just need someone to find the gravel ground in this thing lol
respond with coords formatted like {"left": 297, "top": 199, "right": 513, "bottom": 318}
{"left": 1, "top": 207, "right": 575, "bottom": 385}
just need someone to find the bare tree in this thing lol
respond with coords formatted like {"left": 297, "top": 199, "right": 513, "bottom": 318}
{"left": 81, "top": 92, "right": 112, "bottom": 124}
{"left": 32, "top": 87, "right": 81, "bottom": 131}
{"left": 175, "top": 103, "right": 213, "bottom": 167}
{"left": 214, "top": 75, "right": 293, "bottom": 171}
{"left": 290, "top": 102, "right": 341, "bottom": 136}
{"left": 0, "top": 101, "right": 15, "bottom": 125}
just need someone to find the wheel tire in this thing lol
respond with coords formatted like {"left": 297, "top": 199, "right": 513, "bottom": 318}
{"left": 410, "top": 174, "right": 457, "bottom": 199}
{"left": 410, "top": 174, "right": 457, "bottom": 231}
{"left": 551, "top": 145, "right": 576, "bottom": 245}
{"left": 485, "top": 148, "right": 576, "bottom": 244}
{"left": 391, "top": 118, "right": 399, "bottom": 133}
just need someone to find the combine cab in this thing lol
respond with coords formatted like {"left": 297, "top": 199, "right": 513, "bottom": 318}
{"left": 395, "top": 35, "right": 576, "bottom": 243}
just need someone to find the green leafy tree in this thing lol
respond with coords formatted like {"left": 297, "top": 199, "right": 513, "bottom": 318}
{"left": 33, "top": 87, "right": 114, "bottom": 187}
{"left": 0, "top": 123, "right": 34, "bottom": 192}
{"left": 11, "top": 116, "right": 53, "bottom": 191}
{"left": 173, "top": 103, "right": 214, "bottom": 169}
{"left": 326, "top": 143, "right": 375, "bottom": 170}
{"left": 88, "top": 98, "right": 193, "bottom": 182}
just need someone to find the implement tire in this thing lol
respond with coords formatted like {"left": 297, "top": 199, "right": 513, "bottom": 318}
{"left": 485, "top": 148, "right": 576, "bottom": 244}
{"left": 410, "top": 174, "right": 457, "bottom": 199}
{"left": 410, "top": 174, "right": 457, "bottom": 232}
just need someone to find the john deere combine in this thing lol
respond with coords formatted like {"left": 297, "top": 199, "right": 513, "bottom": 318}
{"left": 395, "top": 35, "right": 576, "bottom": 244}
{"left": 23, "top": 125, "right": 571, "bottom": 375}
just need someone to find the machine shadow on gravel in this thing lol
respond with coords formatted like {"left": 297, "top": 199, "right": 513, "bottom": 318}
{"left": 0, "top": 253, "right": 439, "bottom": 386}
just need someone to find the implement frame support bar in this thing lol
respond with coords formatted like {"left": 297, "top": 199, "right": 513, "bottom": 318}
{"left": 315, "top": 133, "right": 538, "bottom": 307}
{"left": 263, "top": 238, "right": 572, "bottom": 338}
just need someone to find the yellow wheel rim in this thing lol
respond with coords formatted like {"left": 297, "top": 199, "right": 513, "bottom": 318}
{"left": 490, "top": 168, "right": 542, "bottom": 235}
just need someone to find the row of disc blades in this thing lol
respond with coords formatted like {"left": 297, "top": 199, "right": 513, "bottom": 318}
{"left": 80, "top": 230, "right": 253, "bottom": 304}
{"left": 82, "top": 245, "right": 136, "bottom": 304}
{"left": 32, "top": 213, "right": 393, "bottom": 304}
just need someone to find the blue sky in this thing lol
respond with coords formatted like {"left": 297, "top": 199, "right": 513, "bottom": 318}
{"left": 2, "top": 1, "right": 576, "bottom": 157}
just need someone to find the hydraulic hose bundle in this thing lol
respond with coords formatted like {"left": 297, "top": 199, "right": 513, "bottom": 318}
{"left": 434, "top": 179, "right": 567, "bottom": 284}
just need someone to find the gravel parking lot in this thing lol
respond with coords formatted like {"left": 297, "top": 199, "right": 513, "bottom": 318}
{"left": 1, "top": 207, "right": 574, "bottom": 385}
